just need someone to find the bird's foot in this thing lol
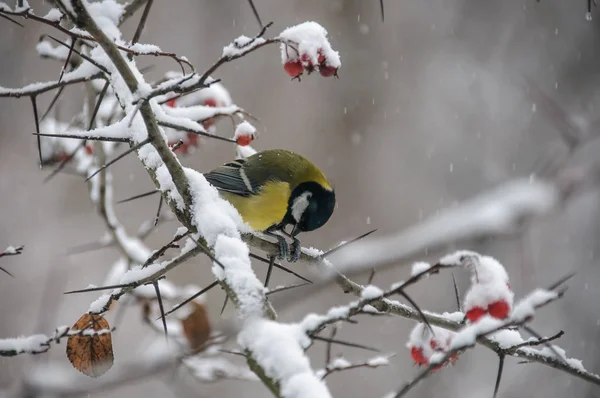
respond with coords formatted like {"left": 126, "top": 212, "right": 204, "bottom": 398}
{"left": 288, "top": 237, "right": 301, "bottom": 262}
{"left": 265, "top": 229, "right": 289, "bottom": 260}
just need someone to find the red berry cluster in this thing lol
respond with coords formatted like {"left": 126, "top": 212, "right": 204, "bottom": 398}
{"left": 284, "top": 48, "right": 338, "bottom": 79}
{"left": 465, "top": 282, "right": 512, "bottom": 322}
{"left": 164, "top": 97, "right": 224, "bottom": 154}
{"left": 408, "top": 324, "right": 458, "bottom": 371}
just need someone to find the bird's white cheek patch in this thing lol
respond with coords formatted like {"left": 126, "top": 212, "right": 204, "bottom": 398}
{"left": 291, "top": 192, "right": 312, "bottom": 222}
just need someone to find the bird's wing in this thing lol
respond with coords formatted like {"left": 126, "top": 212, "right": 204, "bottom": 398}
{"left": 203, "top": 159, "right": 257, "bottom": 197}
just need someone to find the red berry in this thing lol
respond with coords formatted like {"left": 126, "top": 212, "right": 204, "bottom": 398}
{"left": 320, "top": 65, "right": 338, "bottom": 77}
{"left": 203, "top": 98, "right": 217, "bottom": 107}
{"left": 166, "top": 99, "right": 177, "bottom": 107}
{"left": 236, "top": 135, "right": 253, "bottom": 146}
{"left": 300, "top": 53, "right": 313, "bottom": 67}
{"left": 488, "top": 300, "right": 510, "bottom": 319}
{"left": 317, "top": 49, "right": 326, "bottom": 64}
{"left": 284, "top": 60, "right": 303, "bottom": 77}
{"left": 85, "top": 144, "right": 93, "bottom": 155}
{"left": 202, "top": 119, "right": 215, "bottom": 129}
{"left": 186, "top": 132, "right": 199, "bottom": 146}
{"left": 429, "top": 339, "right": 438, "bottom": 350}
{"left": 465, "top": 306, "right": 487, "bottom": 322}
{"left": 410, "top": 346, "right": 428, "bottom": 365}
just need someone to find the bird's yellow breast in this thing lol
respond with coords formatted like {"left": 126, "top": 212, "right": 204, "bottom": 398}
{"left": 220, "top": 181, "right": 291, "bottom": 231}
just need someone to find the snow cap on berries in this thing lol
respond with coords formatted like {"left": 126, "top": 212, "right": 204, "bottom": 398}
{"left": 172, "top": 81, "right": 232, "bottom": 108}
{"left": 442, "top": 251, "right": 514, "bottom": 322}
{"left": 234, "top": 121, "right": 257, "bottom": 146}
{"left": 407, "top": 323, "right": 458, "bottom": 367}
{"left": 279, "top": 21, "right": 341, "bottom": 78}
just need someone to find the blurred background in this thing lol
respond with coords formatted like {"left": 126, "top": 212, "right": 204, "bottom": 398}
{"left": 2, "top": 0, "right": 600, "bottom": 397}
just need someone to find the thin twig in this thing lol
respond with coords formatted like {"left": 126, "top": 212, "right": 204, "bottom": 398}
{"left": 154, "top": 195, "right": 163, "bottom": 226}
{"left": 162, "top": 281, "right": 219, "bottom": 319}
{"left": 452, "top": 273, "right": 461, "bottom": 312}
{"left": 33, "top": 132, "right": 130, "bottom": 143}
{"left": 264, "top": 255, "right": 275, "bottom": 288}
{"left": 266, "top": 282, "right": 311, "bottom": 296}
{"left": 325, "top": 325, "right": 338, "bottom": 366}
{"left": 131, "top": 0, "right": 153, "bottom": 45}
{"left": 249, "top": 252, "right": 312, "bottom": 283}
{"left": 58, "top": 38, "right": 76, "bottom": 82}
{"left": 31, "top": 96, "right": 42, "bottom": 167}
{"left": 493, "top": 355, "right": 505, "bottom": 398}
{"left": 247, "top": 0, "right": 263, "bottom": 29}
{"left": 45, "top": 35, "right": 109, "bottom": 74}
{"left": 324, "top": 229, "right": 377, "bottom": 257}
{"left": 153, "top": 281, "right": 168, "bottom": 338}
{"left": 85, "top": 138, "right": 150, "bottom": 182}
{"left": 312, "top": 335, "right": 379, "bottom": 353}
{"left": 117, "top": 189, "right": 158, "bottom": 204}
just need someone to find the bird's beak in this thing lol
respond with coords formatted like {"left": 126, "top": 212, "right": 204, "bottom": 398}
{"left": 291, "top": 224, "right": 301, "bottom": 237}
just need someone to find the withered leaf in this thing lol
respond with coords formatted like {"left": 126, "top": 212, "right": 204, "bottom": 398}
{"left": 181, "top": 302, "right": 211, "bottom": 350}
{"left": 66, "top": 313, "right": 114, "bottom": 377}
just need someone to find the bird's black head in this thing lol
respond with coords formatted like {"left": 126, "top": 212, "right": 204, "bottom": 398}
{"left": 285, "top": 181, "right": 336, "bottom": 234}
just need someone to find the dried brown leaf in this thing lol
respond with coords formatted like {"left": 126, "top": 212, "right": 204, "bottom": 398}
{"left": 181, "top": 302, "right": 211, "bottom": 350}
{"left": 66, "top": 313, "right": 114, "bottom": 378}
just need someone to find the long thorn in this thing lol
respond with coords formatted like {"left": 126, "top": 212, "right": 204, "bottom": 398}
{"left": 131, "top": 0, "right": 153, "bottom": 45}
{"left": 117, "top": 189, "right": 158, "bottom": 204}
{"left": 193, "top": 239, "right": 226, "bottom": 269}
{"left": 367, "top": 267, "right": 376, "bottom": 285}
{"left": 397, "top": 290, "right": 434, "bottom": 335}
{"left": 88, "top": 80, "right": 110, "bottom": 130}
{"left": 156, "top": 121, "right": 237, "bottom": 143}
{"left": 452, "top": 273, "right": 461, "bottom": 312}
{"left": 154, "top": 195, "right": 163, "bottom": 227}
{"left": 493, "top": 355, "right": 505, "bottom": 398}
{"left": 248, "top": 0, "right": 263, "bottom": 29}
{"left": 66, "top": 239, "right": 112, "bottom": 255}
{"left": 40, "top": 86, "right": 65, "bottom": 122}
{"left": 264, "top": 255, "right": 275, "bottom": 288}
{"left": 153, "top": 281, "right": 168, "bottom": 339}
{"left": 379, "top": 0, "right": 385, "bottom": 22}
{"left": 266, "top": 282, "right": 311, "bottom": 296}
{"left": 324, "top": 229, "right": 377, "bottom": 257}
{"left": 31, "top": 96, "right": 43, "bottom": 168}
{"left": 64, "top": 282, "right": 139, "bottom": 294}
{"left": 325, "top": 325, "right": 338, "bottom": 366}
{"left": 249, "top": 252, "right": 312, "bottom": 283}
{"left": 0, "top": 13, "right": 24, "bottom": 27}
{"left": 162, "top": 281, "right": 219, "bottom": 318}
{"left": 43, "top": 142, "right": 85, "bottom": 184}
{"left": 220, "top": 294, "right": 229, "bottom": 316}
{"left": 522, "top": 325, "right": 565, "bottom": 364}
{"left": 58, "top": 39, "right": 76, "bottom": 83}
{"left": 547, "top": 272, "right": 576, "bottom": 291}
{"left": 312, "top": 335, "right": 379, "bottom": 352}
{"left": 32, "top": 132, "right": 130, "bottom": 142}
{"left": 45, "top": 35, "right": 109, "bottom": 73}
{"left": 85, "top": 138, "right": 150, "bottom": 182}
{"left": 0, "top": 267, "right": 14, "bottom": 278}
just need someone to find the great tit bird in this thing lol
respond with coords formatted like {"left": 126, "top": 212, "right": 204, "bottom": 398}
{"left": 204, "top": 149, "right": 335, "bottom": 262}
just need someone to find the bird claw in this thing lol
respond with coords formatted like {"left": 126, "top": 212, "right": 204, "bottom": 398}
{"left": 275, "top": 235, "right": 289, "bottom": 260}
{"left": 288, "top": 238, "right": 301, "bottom": 262}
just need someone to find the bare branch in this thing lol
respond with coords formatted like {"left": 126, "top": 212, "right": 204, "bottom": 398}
{"left": 85, "top": 138, "right": 151, "bottom": 182}
{"left": 131, "top": 0, "right": 153, "bottom": 45}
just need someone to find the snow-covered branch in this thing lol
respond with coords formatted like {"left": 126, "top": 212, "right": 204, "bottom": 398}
{"left": 0, "top": 325, "right": 113, "bottom": 357}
